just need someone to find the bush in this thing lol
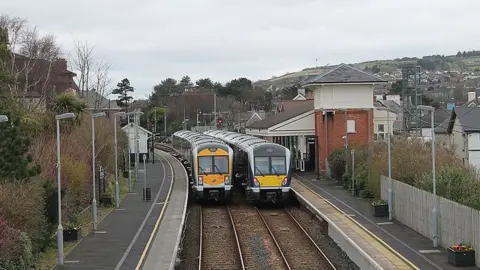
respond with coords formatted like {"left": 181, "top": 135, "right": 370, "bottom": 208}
{"left": 328, "top": 149, "right": 346, "bottom": 181}
{"left": 0, "top": 217, "right": 34, "bottom": 270}
{"left": 415, "top": 165, "right": 480, "bottom": 210}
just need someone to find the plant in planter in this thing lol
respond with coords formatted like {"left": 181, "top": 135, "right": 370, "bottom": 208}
{"left": 448, "top": 243, "right": 475, "bottom": 267}
{"left": 371, "top": 199, "right": 389, "bottom": 217}
{"left": 63, "top": 218, "right": 82, "bottom": 242}
{"left": 100, "top": 193, "right": 113, "bottom": 206}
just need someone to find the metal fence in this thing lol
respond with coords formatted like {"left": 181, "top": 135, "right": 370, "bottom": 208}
{"left": 380, "top": 176, "right": 480, "bottom": 266}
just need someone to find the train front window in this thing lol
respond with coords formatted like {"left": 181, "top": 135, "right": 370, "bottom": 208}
{"left": 213, "top": 156, "right": 229, "bottom": 174}
{"left": 254, "top": 157, "right": 270, "bottom": 175}
{"left": 198, "top": 157, "right": 213, "bottom": 174}
{"left": 271, "top": 157, "right": 286, "bottom": 174}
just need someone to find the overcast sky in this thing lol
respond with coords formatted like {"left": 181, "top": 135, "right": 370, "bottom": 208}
{"left": 1, "top": 0, "right": 478, "bottom": 99}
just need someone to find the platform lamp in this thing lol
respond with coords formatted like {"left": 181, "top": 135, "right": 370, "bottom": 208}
{"left": 91, "top": 112, "right": 106, "bottom": 231}
{"left": 113, "top": 112, "right": 126, "bottom": 208}
{"left": 0, "top": 115, "right": 8, "bottom": 123}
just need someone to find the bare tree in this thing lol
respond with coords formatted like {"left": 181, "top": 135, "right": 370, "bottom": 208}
{"left": 70, "top": 40, "right": 94, "bottom": 98}
{"left": 0, "top": 14, "right": 61, "bottom": 110}
{"left": 91, "top": 58, "right": 112, "bottom": 111}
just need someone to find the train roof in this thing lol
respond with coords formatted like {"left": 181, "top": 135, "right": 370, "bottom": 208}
{"left": 173, "top": 130, "right": 228, "bottom": 148}
{"left": 203, "top": 130, "right": 288, "bottom": 152}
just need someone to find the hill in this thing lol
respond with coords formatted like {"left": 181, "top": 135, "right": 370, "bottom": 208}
{"left": 255, "top": 50, "right": 480, "bottom": 89}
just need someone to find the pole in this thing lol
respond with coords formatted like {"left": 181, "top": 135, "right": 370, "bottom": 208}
{"left": 135, "top": 115, "right": 139, "bottom": 186}
{"left": 351, "top": 149, "right": 355, "bottom": 196}
{"left": 431, "top": 110, "right": 438, "bottom": 247}
{"left": 196, "top": 111, "right": 199, "bottom": 129}
{"left": 56, "top": 119, "right": 64, "bottom": 265}
{"left": 114, "top": 117, "right": 120, "bottom": 208}
{"left": 128, "top": 148, "right": 132, "bottom": 192}
{"left": 213, "top": 92, "right": 217, "bottom": 122}
{"left": 153, "top": 110, "right": 156, "bottom": 164}
{"left": 91, "top": 117, "right": 98, "bottom": 231}
{"left": 164, "top": 110, "right": 167, "bottom": 141}
{"left": 183, "top": 108, "right": 186, "bottom": 130}
{"left": 344, "top": 111, "right": 348, "bottom": 173}
{"left": 143, "top": 154, "right": 147, "bottom": 201}
{"left": 387, "top": 109, "right": 393, "bottom": 221}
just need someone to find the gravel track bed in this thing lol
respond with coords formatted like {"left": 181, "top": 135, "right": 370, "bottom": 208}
{"left": 288, "top": 205, "right": 360, "bottom": 270}
{"left": 175, "top": 203, "right": 201, "bottom": 270}
{"left": 259, "top": 208, "right": 335, "bottom": 269}
{"left": 230, "top": 204, "right": 288, "bottom": 270}
{"left": 201, "top": 205, "right": 242, "bottom": 270}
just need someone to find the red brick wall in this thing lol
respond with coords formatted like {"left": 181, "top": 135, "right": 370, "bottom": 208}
{"left": 315, "top": 109, "right": 373, "bottom": 173}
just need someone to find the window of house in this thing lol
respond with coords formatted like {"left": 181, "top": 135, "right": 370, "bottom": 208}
{"left": 347, "top": 120, "right": 356, "bottom": 133}
{"left": 378, "top": 133, "right": 385, "bottom": 140}
{"left": 378, "top": 124, "right": 384, "bottom": 132}
{"left": 374, "top": 134, "right": 378, "bottom": 141}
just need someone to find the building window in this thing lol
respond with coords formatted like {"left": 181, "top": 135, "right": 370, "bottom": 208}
{"left": 378, "top": 124, "right": 384, "bottom": 132}
{"left": 347, "top": 120, "right": 356, "bottom": 133}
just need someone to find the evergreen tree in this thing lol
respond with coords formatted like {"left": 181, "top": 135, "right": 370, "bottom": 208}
{"left": 0, "top": 27, "right": 14, "bottom": 91}
{"left": 0, "top": 111, "right": 41, "bottom": 181}
{"left": 112, "top": 78, "right": 134, "bottom": 111}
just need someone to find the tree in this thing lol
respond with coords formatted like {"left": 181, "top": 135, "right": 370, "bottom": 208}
{"left": 196, "top": 78, "right": 214, "bottom": 89}
{"left": 53, "top": 92, "right": 87, "bottom": 123}
{"left": 112, "top": 78, "right": 134, "bottom": 111}
{"left": 179, "top": 75, "right": 192, "bottom": 87}
{"left": 0, "top": 27, "right": 13, "bottom": 91}
{"left": 71, "top": 40, "right": 94, "bottom": 98}
{"left": 0, "top": 108, "right": 40, "bottom": 181}
{"left": 281, "top": 84, "right": 299, "bottom": 100}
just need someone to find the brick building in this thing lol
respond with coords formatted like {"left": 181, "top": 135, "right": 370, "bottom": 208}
{"left": 301, "top": 64, "right": 387, "bottom": 174}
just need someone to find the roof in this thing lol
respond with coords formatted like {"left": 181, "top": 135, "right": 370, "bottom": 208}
{"left": 76, "top": 89, "right": 121, "bottom": 110}
{"left": 204, "top": 130, "right": 288, "bottom": 154}
{"left": 121, "top": 123, "right": 153, "bottom": 135}
{"left": 277, "top": 100, "right": 311, "bottom": 112}
{"left": 173, "top": 130, "right": 228, "bottom": 148}
{"left": 301, "top": 64, "right": 387, "bottom": 86}
{"left": 375, "top": 100, "right": 402, "bottom": 114}
{"left": 447, "top": 107, "right": 480, "bottom": 133}
{"left": 247, "top": 100, "right": 313, "bottom": 129}
{"left": 410, "top": 109, "right": 451, "bottom": 129}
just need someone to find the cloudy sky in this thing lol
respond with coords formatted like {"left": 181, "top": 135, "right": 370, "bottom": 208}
{"left": 1, "top": 0, "right": 478, "bottom": 99}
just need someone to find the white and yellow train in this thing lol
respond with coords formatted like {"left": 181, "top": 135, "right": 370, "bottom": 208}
{"left": 172, "top": 130, "right": 234, "bottom": 202}
{"left": 204, "top": 130, "right": 292, "bottom": 204}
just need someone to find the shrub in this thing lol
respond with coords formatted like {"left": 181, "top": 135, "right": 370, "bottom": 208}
{"left": 328, "top": 149, "right": 346, "bottom": 181}
{"left": 0, "top": 218, "right": 34, "bottom": 270}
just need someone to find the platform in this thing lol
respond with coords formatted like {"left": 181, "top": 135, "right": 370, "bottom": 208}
{"left": 291, "top": 179, "right": 417, "bottom": 270}
{"left": 55, "top": 150, "right": 184, "bottom": 270}
{"left": 294, "top": 174, "right": 480, "bottom": 270}
{"left": 139, "top": 149, "right": 189, "bottom": 270}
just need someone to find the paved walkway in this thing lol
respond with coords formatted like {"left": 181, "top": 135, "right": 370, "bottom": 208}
{"left": 57, "top": 152, "right": 173, "bottom": 270}
{"left": 295, "top": 173, "right": 479, "bottom": 270}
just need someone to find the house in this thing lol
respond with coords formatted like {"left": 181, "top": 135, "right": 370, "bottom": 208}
{"left": 245, "top": 100, "right": 315, "bottom": 172}
{"left": 231, "top": 110, "right": 266, "bottom": 132}
{"left": 121, "top": 122, "right": 153, "bottom": 163}
{"left": 12, "top": 56, "right": 77, "bottom": 111}
{"left": 75, "top": 89, "right": 122, "bottom": 116}
{"left": 373, "top": 98, "right": 402, "bottom": 140}
{"left": 301, "top": 63, "right": 388, "bottom": 174}
{"left": 409, "top": 109, "right": 451, "bottom": 140}
{"left": 445, "top": 107, "right": 480, "bottom": 169}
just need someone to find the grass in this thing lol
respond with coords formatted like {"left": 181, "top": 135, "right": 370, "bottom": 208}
{"left": 35, "top": 174, "right": 130, "bottom": 270}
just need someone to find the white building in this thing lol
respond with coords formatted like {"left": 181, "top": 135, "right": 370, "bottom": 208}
{"left": 121, "top": 123, "right": 153, "bottom": 162}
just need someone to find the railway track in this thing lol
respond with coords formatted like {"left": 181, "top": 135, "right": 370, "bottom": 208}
{"left": 198, "top": 205, "right": 244, "bottom": 270}
{"left": 258, "top": 207, "right": 337, "bottom": 270}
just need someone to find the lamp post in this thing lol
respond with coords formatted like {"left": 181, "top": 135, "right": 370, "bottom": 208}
{"left": 376, "top": 106, "right": 394, "bottom": 221}
{"left": 55, "top": 112, "right": 76, "bottom": 265}
{"left": 164, "top": 107, "right": 168, "bottom": 142}
{"left": 417, "top": 105, "right": 438, "bottom": 247}
{"left": 91, "top": 112, "right": 106, "bottom": 231}
{"left": 0, "top": 115, "right": 8, "bottom": 122}
{"left": 113, "top": 112, "right": 126, "bottom": 208}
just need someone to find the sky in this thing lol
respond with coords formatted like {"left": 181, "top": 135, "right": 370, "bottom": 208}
{"left": 1, "top": 0, "right": 478, "bottom": 99}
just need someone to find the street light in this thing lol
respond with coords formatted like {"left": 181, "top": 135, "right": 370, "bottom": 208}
{"left": 417, "top": 105, "right": 438, "bottom": 248}
{"left": 91, "top": 112, "right": 106, "bottom": 231}
{"left": 376, "top": 106, "right": 394, "bottom": 221}
{"left": 126, "top": 111, "right": 143, "bottom": 191}
{"left": 0, "top": 115, "right": 8, "bottom": 122}
{"left": 113, "top": 112, "right": 126, "bottom": 208}
{"left": 55, "top": 112, "right": 75, "bottom": 265}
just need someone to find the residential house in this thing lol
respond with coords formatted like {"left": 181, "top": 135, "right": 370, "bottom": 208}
{"left": 301, "top": 63, "right": 387, "bottom": 174}
{"left": 373, "top": 98, "right": 402, "bottom": 140}
{"left": 75, "top": 89, "right": 122, "bottom": 117}
{"left": 445, "top": 107, "right": 480, "bottom": 169}
{"left": 409, "top": 109, "right": 451, "bottom": 140}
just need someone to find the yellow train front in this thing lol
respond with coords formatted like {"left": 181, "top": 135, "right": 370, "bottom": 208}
{"left": 172, "top": 130, "right": 234, "bottom": 202}
{"left": 203, "top": 130, "right": 292, "bottom": 204}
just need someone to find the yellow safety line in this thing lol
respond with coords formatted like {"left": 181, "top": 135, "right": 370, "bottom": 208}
{"left": 296, "top": 179, "right": 419, "bottom": 270}
{"left": 135, "top": 151, "right": 175, "bottom": 270}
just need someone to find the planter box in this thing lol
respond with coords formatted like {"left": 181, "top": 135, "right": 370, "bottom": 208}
{"left": 100, "top": 196, "right": 113, "bottom": 206}
{"left": 448, "top": 247, "right": 475, "bottom": 267}
{"left": 372, "top": 204, "right": 389, "bottom": 217}
{"left": 63, "top": 228, "right": 81, "bottom": 242}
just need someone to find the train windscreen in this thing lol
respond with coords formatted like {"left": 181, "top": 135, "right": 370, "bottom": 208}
{"left": 254, "top": 156, "right": 286, "bottom": 175}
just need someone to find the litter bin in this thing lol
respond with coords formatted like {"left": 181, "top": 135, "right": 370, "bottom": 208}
{"left": 143, "top": 188, "right": 151, "bottom": 201}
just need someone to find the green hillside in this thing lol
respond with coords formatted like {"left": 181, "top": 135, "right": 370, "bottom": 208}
{"left": 256, "top": 50, "right": 480, "bottom": 88}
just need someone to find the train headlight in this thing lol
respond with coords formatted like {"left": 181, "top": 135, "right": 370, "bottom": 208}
{"left": 224, "top": 176, "right": 230, "bottom": 185}
{"left": 253, "top": 177, "right": 260, "bottom": 187}
{"left": 282, "top": 177, "right": 288, "bottom": 186}
{"left": 198, "top": 176, "right": 203, "bottom": 185}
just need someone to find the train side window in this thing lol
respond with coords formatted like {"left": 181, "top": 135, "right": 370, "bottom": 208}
{"left": 271, "top": 157, "right": 286, "bottom": 174}
{"left": 254, "top": 157, "right": 270, "bottom": 175}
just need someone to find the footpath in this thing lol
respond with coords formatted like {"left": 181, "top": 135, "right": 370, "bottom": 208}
{"left": 57, "top": 152, "right": 173, "bottom": 270}
{"left": 295, "top": 173, "right": 479, "bottom": 270}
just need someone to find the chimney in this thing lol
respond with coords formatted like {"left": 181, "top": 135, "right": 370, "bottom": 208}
{"left": 468, "top": 91, "right": 476, "bottom": 102}
{"left": 373, "top": 95, "right": 377, "bottom": 103}
{"left": 298, "top": 88, "right": 306, "bottom": 97}
{"left": 306, "top": 91, "right": 313, "bottom": 100}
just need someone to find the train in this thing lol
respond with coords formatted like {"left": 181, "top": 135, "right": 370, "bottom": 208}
{"left": 172, "top": 130, "right": 234, "bottom": 202}
{"left": 203, "top": 130, "right": 292, "bottom": 204}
